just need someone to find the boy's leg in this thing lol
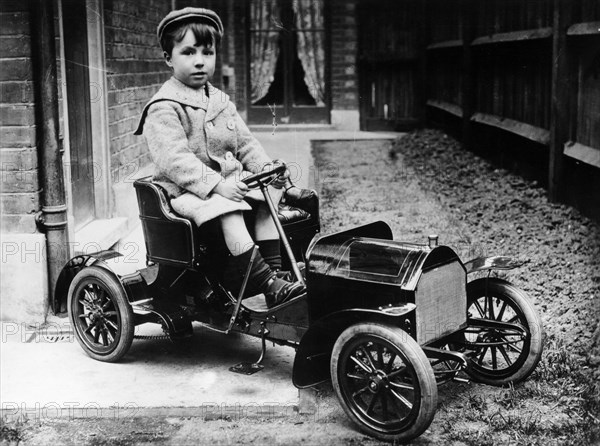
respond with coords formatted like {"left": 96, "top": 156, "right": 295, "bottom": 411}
{"left": 220, "top": 210, "right": 304, "bottom": 306}
{"left": 253, "top": 203, "right": 282, "bottom": 271}
{"left": 220, "top": 211, "right": 254, "bottom": 256}
{"left": 220, "top": 211, "right": 273, "bottom": 297}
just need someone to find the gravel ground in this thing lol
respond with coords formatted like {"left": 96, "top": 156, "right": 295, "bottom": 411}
{"left": 315, "top": 129, "right": 600, "bottom": 369}
{"left": 312, "top": 130, "right": 600, "bottom": 444}
{"left": 389, "top": 129, "right": 600, "bottom": 367}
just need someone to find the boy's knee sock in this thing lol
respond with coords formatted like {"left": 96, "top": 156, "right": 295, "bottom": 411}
{"left": 222, "top": 246, "right": 274, "bottom": 297}
{"left": 256, "top": 239, "right": 282, "bottom": 271}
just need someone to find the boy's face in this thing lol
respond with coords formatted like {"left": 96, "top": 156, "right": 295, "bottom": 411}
{"left": 165, "top": 28, "right": 216, "bottom": 89}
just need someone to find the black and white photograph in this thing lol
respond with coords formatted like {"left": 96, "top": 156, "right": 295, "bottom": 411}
{"left": 1, "top": 0, "right": 599, "bottom": 444}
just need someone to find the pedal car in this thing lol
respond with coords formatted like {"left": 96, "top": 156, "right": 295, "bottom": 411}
{"left": 54, "top": 165, "right": 544, "bottom": 442}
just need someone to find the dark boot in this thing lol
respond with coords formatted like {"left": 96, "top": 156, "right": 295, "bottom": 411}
{"left": 222, "top": 246, "right": 305, "bottom": 307}
{"left": 263, "top": 277, "right": 305, "bottom": 308}
{"left": 256, "top": 239, "right": 282, "bottom": 271}
{"left": 221, "top": 247, "right": 273, "bottom": 298}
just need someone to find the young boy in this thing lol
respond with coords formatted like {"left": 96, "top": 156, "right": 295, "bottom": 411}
{"left": 135, "top": 7, "right": 305, "bottom": 307}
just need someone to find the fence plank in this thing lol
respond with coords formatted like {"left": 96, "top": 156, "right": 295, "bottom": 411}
{"left": 471, "top": 112, "right": 550, "bottom": 145}
{"left": 549, "top": 0, "right": 573, "bottom": 201}
{"left": 471, "top": 27, "right": 553, "bottom": 46}
{"left": 461, "top": 0, "right": 475, "bottom": 150}
{"left": 427, "top": 100, "right": 463, "bottom": 117}
{"left": 567, "top": 21, "right": 600, "bottom": 35}
{"left": 564, "top": 142, "right": 600, "bottom": 168}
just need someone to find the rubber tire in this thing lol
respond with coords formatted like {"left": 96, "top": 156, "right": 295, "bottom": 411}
{"left": 331, "top": 323, "right": 438, "bottom": 443}
{"left": 68, "top": 266, "right": 134, "bottom": 362}
{"left": 465, "top": 278, "right": 544, "bottom": 386}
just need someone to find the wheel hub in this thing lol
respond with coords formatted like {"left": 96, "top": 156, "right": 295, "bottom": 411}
{"left": 368, "top": 370, "right": 387, "bottom": 393}
{"left": 90, "top": 309, "right": 101, "bottom": 320}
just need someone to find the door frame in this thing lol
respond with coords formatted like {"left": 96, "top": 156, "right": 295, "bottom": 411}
{"left": 58, "top": 0, "right": 111, "bottom": 246}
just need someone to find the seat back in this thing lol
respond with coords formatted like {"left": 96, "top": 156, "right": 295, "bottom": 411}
{"left": 134, "top": 177, "right": 197, "bottom": 267}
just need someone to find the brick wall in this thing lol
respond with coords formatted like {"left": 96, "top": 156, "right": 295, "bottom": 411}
{"left": 0, "top": 1, "right": 39, "bottom": 234}
{"left": 330, "top": 0, "right": 359, "bottom": 111}
{"left": 103, "top": 0, "right": 171, "bottom": 180}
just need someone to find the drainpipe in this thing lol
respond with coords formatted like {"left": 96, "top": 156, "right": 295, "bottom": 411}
{"left": 30, "top": 0, "right": 69, "bottom": 313}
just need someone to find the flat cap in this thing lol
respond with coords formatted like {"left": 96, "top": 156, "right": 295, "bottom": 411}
{"left": 157, "top": 7, "right": 224, "bottom": 41}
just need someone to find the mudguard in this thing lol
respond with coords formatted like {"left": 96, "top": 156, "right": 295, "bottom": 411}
{"left": 463, "top": 256, "right": 529, "bottom": 275}
{"left": 53, "top": 250, "right": 145, "bottom": 314}
{"left": 292, "top": 304, "right": 416, "bottom": 388}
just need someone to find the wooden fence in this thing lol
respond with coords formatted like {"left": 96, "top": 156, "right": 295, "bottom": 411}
{"left": 423, "top": 0, "right": 599, "bottom": 219}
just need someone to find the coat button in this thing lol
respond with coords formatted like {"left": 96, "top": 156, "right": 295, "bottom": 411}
{"left": 207, "top": 121, "right": 214, "bottom": 129}
{"left": 225, "top": 151, "right": 234, "bottom": 161}
{"left": 227, "top": 119, "right": 235, "bottom": 130}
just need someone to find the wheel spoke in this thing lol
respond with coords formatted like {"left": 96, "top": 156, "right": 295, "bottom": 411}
{"left": 376, "top": 344, "right": 384, "bottom": 369}
{"left": 103, "top": 311, "right": 118, "bottom": 318}
{"left": 350, "top": 354, "right": 372, "bottom": 373}
{"left": 504, "top": 341, "right": 523, "bottom": 354}
{"left": 78, "top": 299, "right": 93, "bottom": 311}
{"left": 498, "top": 345, "right": 513, "bottom": 366}
{"left": 105, "top": 319, "right": 119, "bottom": 332}
{"left": 359, "top": 346, "right": 377, "bottom": 372}
{"left": 99, "top": 288, "right": 110, "bottom": 308}
{"left": 389, "top": 380, "right": 414, "bottom": 391}
{"left": 389, "top": 388, "right": 413, "bottom": 411}
{"left": 366, "top": 390, "right": 380, "bottom": 415}
{"left": 473, "top": 300, "right": 486, "bottom": 318}
{"left": 346, "top": 373, "right": 368, "bottom": 381}
{"left": 385, "top": 352, "right": 397, "bottom": 373}
{"left": 78, "top": 314, "right": 89, "bottom": 319}
{"left": 387, "top": 365, "right": 408, "bottom": 380}
{"left": 102, "top": 322, "right": 115, "bottom": 344}
{"left": 352, "top": 384, "right": 370, "bottom": 398}
{"left": 496, "top": 301, "right": 508, "bottom": 321}
{"left": 477, "top": 346, "right": 489, "bottom": 365}
{"left": 83, "top": 289, "right": 95, "bottom": 303}
{"left": 101, "top": 297, "right": 112, "bottom": 311}
{"left": 491, "top": 346, "right": 498, "bottom": 369}
{"left": 93, "top": 324, "right": 100, "bottom": 343}
{"left": 380, "top": 389, "right": 389, "bottom": 421}
{"left": 100, "top": 327, "right": 108, "bottom": 346}
{"left": 84, "top": 323, "right": 94, "bottom": 334}
{"left": 487, "top": 296, "right": 495, "bottom": 320}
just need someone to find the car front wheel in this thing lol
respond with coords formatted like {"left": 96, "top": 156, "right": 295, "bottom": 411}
{"left": 331, "top": 323, "right": 438, "bottom": 442}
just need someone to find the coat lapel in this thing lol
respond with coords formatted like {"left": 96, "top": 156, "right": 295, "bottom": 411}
{"left": 135, "top": 77, "right": 219, "bottom": 135}
{"left": 205, "top": 83, "right": 230, "bottom": 121}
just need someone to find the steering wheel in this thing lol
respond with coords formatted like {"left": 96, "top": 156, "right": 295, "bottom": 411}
{"left": 242, "top": 164, "right": 287, "bottom": 189}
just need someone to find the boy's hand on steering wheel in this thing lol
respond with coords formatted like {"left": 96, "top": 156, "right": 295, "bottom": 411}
{"left": 213, "top": 176, "right": 249, "bottom": 201}
{"left": 266, "top": 160, "right": 289, "bottom": 189}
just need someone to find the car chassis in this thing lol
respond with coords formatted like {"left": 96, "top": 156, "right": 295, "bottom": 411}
{"left": 54, "top": 166, "right": 544, "bottom": 442}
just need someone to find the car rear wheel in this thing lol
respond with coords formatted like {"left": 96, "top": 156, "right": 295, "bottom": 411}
{"left": 331, "top": 323, "right": 438, "bottom": 442}
{"left": 68, "top": 266, "right": 134, "bottom": 362}
{"left": 464, "top": 278, "right": 544, "bottom": 386}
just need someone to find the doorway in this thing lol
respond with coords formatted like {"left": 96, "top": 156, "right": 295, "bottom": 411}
{"left": 62, "top": 0, "right": 95, "bottom": 230}
{"left": 357, "top": 0, "right": 423, "bottom": 131}
{"left": 247, "top": 0, "right": 329, "bottom": 124}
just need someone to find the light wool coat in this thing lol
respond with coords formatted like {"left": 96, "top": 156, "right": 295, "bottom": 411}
{"left": 135, "top": 77, "right": 278, "bottom": 226}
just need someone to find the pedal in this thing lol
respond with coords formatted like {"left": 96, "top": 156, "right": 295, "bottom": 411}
{"left": 229, "top": 362, "right": 264, "bottom": 375}
{"left": 229, "top": 321, "right": 269, "bottom": 374}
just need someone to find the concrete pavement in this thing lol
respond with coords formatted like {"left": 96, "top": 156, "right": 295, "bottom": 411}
{"left": 1, "top": 129, "right": 402, "bottom": 421}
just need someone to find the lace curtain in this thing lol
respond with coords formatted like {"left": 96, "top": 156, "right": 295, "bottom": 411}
{"left": 250, "top": 0, "right": 281, "bottom": 104}
{"left": 293, "top": 0, "right": 325, "bottom": 106}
